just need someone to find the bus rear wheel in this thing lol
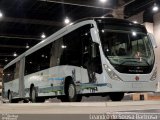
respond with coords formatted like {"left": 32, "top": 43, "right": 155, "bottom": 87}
{"left": 109, "top": 92, "right": 124, "bottom": 101}
{"left": 61, "top": 81, "right": 82, "bottom": 102}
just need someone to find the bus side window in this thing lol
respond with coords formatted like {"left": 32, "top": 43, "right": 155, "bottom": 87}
{"left": 25, "top": 43, "right": 52, "bottom": 75}
{"left": 60, "top": 28, "right": 82, "bottom": 67}
{"left": 50, "top": 38, "right": 64, "bottom": 67}
{"left": 3, "top": 64, "right": 16, "bottom": 82}
{"left": 14, "top": 61, "right": 20, "bottom": 79}
{"left": 81, "top": 31, "right": 92, "bottom": 69}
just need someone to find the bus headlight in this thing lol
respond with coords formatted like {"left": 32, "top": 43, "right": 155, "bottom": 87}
{"left": 150, "top": 67, "right": 157, "bottom": 81}
{"left": 103, "top": 64, "right": 122, "bottom": 81}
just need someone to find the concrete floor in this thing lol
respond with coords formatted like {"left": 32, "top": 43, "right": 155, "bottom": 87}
{"left": 1, "top": 99, "right": 160, "bottom": 120}
{"left": 0, "top": 101, "right": 160, "bottom": 114}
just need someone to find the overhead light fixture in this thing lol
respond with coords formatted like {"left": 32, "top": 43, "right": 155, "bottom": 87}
{"left": 102, "top": 29, "right": 105, "bottom": 33}
{"left": 41, "top": 33, "right": 46, "bottom": 39}
{"left": 100, "top": 0, "right": 107, "bottom": 3}
{"left": 13, "top": 52, "right": 17, "bottom": 57}
{"left": 7, "top": 74, "right": 11, "bottom": 76}
{"left": 26, "top": 43, "right": 30, "bottom": 49}
{"left": 0, "top": 11, "right": 3, "bottom": 18}
{"left": 64, "top": 17, "right": 70, "bottom": 24}
{"left": 41, "top": 54, "right": 45, "bottom": 57}
{"left": 152, "top": 3, "right": 159, "bottom": 12}
{"left": 5, "top": 58, "right": 8, "bottom": 62}
{"left": 133, "top": 21, "right": 138, "bottom": 24}
{"left": 132, "top": 31, "right": 137, "bottom": 36}
{"left": 61, "top": 45, "right": 67, "bottom": 49}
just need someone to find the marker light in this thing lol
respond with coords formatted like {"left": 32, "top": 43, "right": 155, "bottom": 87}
{"left": 132, "top": 31, "right": 137, "bottom": 36}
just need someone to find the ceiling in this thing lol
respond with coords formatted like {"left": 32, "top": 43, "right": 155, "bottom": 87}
{"left": 0, "top": 0, "right": 158, "bottom": 67}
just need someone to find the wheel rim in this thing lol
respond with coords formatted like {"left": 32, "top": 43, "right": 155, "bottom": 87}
{"left": 31, "top": 89, "right": 36, "bottom": 102}
{"left": 9, "top": 93, "right": 12, "bottom": 103}
{"left": 68, "top": 84, "right": 75, "bottom": 99}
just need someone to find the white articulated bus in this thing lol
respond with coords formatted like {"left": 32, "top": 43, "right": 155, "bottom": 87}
{"left": 2, "top": 18, "right": 158, "bottom": 102}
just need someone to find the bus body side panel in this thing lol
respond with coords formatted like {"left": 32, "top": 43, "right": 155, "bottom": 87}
{"left": 58, "top": 65, "right": 82, "bottom": 92}
{"left": 4, "top": 79, "right": 19, "bottom": 98}
{"left": 23, "top": 65, "right": 82, "bottom": 98}
{"left": 80, "top": 67, "right": 106, "bottom": 94}
{"left": 24, "top": 66, "right": 63, "bottom": 98}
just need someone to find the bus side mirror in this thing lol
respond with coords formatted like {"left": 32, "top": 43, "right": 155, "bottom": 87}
{"left": 91, "top": 42, "right": 98, "bottom": 58}
{"left": 90, "top": 28, "right": 99, "bottom": 43}
{"left": 148, "top": 33, "right": 157, "bottom": 48}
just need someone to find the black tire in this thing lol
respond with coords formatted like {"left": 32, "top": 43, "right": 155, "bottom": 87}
{"left": 61, "top": 81, "right": 82, "bottom": 102}
{"left": 109, "top": 92, "right": 124, "bottom": 101}
{"left": 30, "top": 87, "right": 45, "bottom": 103}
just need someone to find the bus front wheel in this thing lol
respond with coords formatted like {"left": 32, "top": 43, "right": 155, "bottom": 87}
{"left": 30, "top": 87, "right": 37, "bottom": 103}
{"left": 109, "top": 92, "right": 124, "bottom": 101}
{"left": 30, "top": 87, "right": 45, "bottom": 103}
{"left": 8, "top": 91, "right": 13, "bottom": 103}
{"left": 61, "top": 81, "right": 82, "bottom": 102}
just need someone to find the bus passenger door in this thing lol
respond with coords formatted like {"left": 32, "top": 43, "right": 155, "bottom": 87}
{"left": 81, "top": 41, "right": 102, "bottom": 84}
{"left": 80, "top": 26, "right": 102, "bottom": 84}
{"left": 81, "top": 29, "right": 92, "bottom": 84}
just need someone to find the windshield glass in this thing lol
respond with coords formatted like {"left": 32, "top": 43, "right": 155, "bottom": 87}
{"left": 99, "top": 29, "right": 155, "bottom": 74}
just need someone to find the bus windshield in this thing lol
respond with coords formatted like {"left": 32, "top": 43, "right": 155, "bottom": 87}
{"left": 99, "top": 28, "right": 155, "bottom": 74}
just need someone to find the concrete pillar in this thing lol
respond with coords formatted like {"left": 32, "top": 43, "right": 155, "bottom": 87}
{"left": 112, "top": 7, "right": 124, "bottom": 19}
{"left": 127, "top": 11, "right": 144, "bottom": 24}
{"left": 144, "top": 22, "right": 154, "bottom": 34}
{"left": 153, "top": 12, "right": 160, "bottom": 91}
